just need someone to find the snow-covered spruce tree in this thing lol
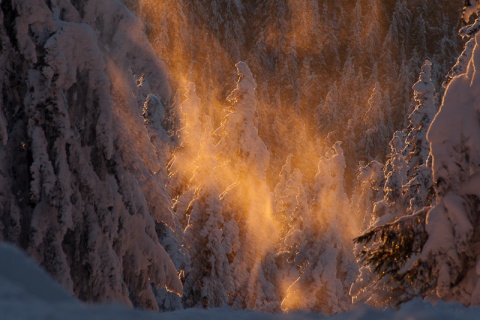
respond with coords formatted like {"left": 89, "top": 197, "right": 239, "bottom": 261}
{"left": 154, "top": 217, "right": 188, "bottom": 311}
{"left": 168, "top": 82, "right": 204, "bottom": 196}
{"left": 351, "top": 64, "right": 435, "bottom": 307}
{"left": 167, "top": 83, "right": 239, "bottom": 309}
{"left": 445, "top": 1, "right": 480, "bottom": 85}
{"left": 351, "top": 61, "right": 436, "bottom": 306}
{"left": 182, "top": 184, "right": 237, "bottom": 308}
{"left": 351, "top": 160, "right": 385, "bottom": 230}
{"left": 352, "top": 207, "right": 429, "bottom": 307}
{"left": 351, "top": 132, "right": 412, "bottom": 306}
{"left": 141, "top": 91, "right": 188, "bottom": 311}
{"left": 0, "top": 0, "right": 182, "bottom": 311}
{"left": 142, "top": 94, "right": 171, "bottom": 176}
{"left": 412, "top": 8, "right": 480, "bottom": 305}
{"left": 360, "top": 82, "right": 393, "bottom": 161}
{"left": 351, "top": 62, "right": 436, "bottom": 306}
{"left": 364, "top": 0, "right": 383, "bottom": 64}
{"left": 218, "top": 62, "right": 270, "bottom": 176}
{"left": 372, "top": 131, "right": 408, "bottom": 226}
{"left": 315, "top": 82, "right": 340, "bottom": 137}
{"left": 404, "top": 60, "right": 436, "bottom": 173}
{"left": 353, "top": 6, "right": 480, "bottom": 307}
{"left": 272, "top": 154, "right": 310, "bottom": 302}
{"left": 282, "top": 142, "right": 357, "bottom": 315}
{"left": 273, "top": 154, "right": 307, "bottom": 244}
{"left": 403, "top": 60, "right": 436, "bottom": 214}
{"left": 216, "top": 62, "right": 279, "bottom": 311}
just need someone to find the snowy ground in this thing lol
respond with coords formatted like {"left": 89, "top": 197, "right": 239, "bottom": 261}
{"left": 1, "top": 242, "right": 479, "bottom": 320}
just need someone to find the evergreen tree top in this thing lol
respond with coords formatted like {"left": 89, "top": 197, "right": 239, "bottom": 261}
{"left": 226, "top": 61, "right": 256, "bottom": 105}
{"left": 412, "top": 60, "right": 434, "bottom": 95}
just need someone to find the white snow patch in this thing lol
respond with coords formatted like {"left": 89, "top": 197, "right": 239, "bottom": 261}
{"left": 0, "top": 243, "right": 75, "bottom": 304}
{"left": 3, "top": 212, "right": 480, "bottom": 319}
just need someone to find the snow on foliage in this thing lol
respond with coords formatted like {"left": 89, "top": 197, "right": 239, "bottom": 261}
{"left": 220, "top": 61, "right": 270, "bottom": 176}
{"left": 406, "top": 61, "right": 435, "bottom": 169}
{"left": 168, "top": 64, "right": 276, "bottom": 310}
{"left": 354, "top": 6, "right": 480, "bottom": 308}
{"left": 352, "top": 61, "right": 438, "bottom": 307}
{"left": 280, "top": 142, "right": 357, "bottom": 315}
{"left": 182, "top": 185, "right": 235, "bottom": 308}
{"left": 0, "top": 0, "right": 182, "bottom": 311}
{"left": 1, "top": 0, "right": 475, "bottom": 316}
{"left": 404, "top": 60, "right": 436, "bottom": 214}
{"left": 361, "top": 83, "right": 393, "bottom": 161}
{"left": 217, "top": 62, "right": 278, "bottom": 311}
{"left": 420, "top": 23, "right": 480, "bottom": 304}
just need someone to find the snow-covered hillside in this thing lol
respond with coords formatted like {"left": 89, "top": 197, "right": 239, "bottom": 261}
{"left": 3, "top": 0, "right": 480, "bottom": 318}
{"left": 1, "top": 242, "right": 480, "bottom": 320}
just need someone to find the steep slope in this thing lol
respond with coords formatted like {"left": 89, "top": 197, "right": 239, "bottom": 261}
{"left": 0, "top": 0, "right": 470, "bottom": 315}
{"left": 142, "top": 0, "right": 462, "bottom": 183}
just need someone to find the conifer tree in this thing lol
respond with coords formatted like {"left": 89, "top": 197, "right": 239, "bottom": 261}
{"left": 360, "top": 83, "right": 392, "bottom": 160}
{"left": 272, "top": 154, "right": 310, "bottom": 305}
{"left": 218, "top": 62, "right": 270, "bottom": 176}
{"left": 403, "top": 60, "right": 436, "bottom": 214}
{"left": 0, "top": 0, "right": 182, "bottom": 311}
{"left": 282, "top": 142, "right": 357, "bottom": 315}
{"left": 404, "top": 61, "right": 435, "bottom": 171}
{"left": 374, "top": 132, "right": 408, "bottom": 224}
{"left": 273, "top": 155, "right": 305, "bottom": 241}
{"left": 166, "top": 82, "right": 239, "bottom": 309}
{"left": 351, "top": 160, "right": 385, "bottom": 230}
{"left": 182, "top": 184, "right": 236, "bottom": 308}
{"left": 168, "top": 82, "right": 204, "bottom": 195}
{"left": 351, "top": 0, "right": 363, "bottom": 55}
{"left": 217, "top": 62, "right": 276, "bottom": 310}
{"left": 315, "top": 82, "right": 340, "bottom": 135}
{"left": 353, "top": 5, "right": 480, "bottom": 307}
{"left": 364, "top": 0, "right": 383, "bottom": 63}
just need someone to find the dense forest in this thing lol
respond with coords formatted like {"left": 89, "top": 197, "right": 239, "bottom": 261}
{"left": 2, "top": 0, "right": 480, "bottom": 316}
